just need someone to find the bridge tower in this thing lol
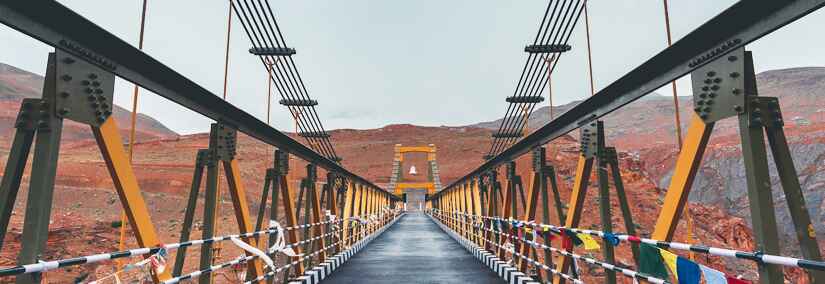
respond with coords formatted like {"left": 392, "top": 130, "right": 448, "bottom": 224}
{"left": 388, "top": 144, "right": 442, "bottom": 209}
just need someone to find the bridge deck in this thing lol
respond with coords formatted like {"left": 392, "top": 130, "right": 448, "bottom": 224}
{"left": 323, "top": 212, "right": 504, "bottom": 284}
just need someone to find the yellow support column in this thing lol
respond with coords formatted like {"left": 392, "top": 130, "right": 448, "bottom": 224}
{"left": 92, "top": 118, "right": 173, "bottom": 281}
{"left": 652, "top": 114, "right": 714, "bottom": 241}
{"left": 357, "top": 184, "right": 368, "bottom": 240}
{"left": 471, "top": 179, "right": 483, "bottom": 246}
{"left": 553, "top": 156, "right": 594, "bottom": 284}
{"left": 499, "top": 173, "right": 515, "bottom": 258}
{"left": 342, "top": 182, "right": 355, "bottom": 247}
{"left": 463, "top": 183, "right": 472, "bottom": 239}
{"left": 518, "top": 168, "right": 542, "bottom": 272}
{"left": 279, "top": 169, "right": 304, "bottom": 274}
{"left": 223, "top": 159, "right": 264, "bottom": 279}
{"left": 309, "top": 176, "right": 326, "bottom": 260}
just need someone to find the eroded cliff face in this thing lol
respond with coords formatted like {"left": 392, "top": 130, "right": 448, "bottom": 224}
{"left": 650, "top": 134, "right": 825, "bottom": 253}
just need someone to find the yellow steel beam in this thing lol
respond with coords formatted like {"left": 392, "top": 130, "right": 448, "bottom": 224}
{"left": 223, "top": 159, "right": 264, "bottom": 279}
{"left": 356, "top": 184, "right": 367, "bottom": 240}
{"left": 352, "top": 184, "right": 362, "bottom": 243}
{"left": 92, "top": 118, "right": 172, "bottom": 281}
{"left": 395, "top": 182, "right": 435, "bottom": 190}
{"left": 553, "top": 156, "right": 594, "bottom": 284}
{"left": 369, "top": 187, "right": 376, "bottom": 234}
{"left": 484, "top": 177, "right": 499, "bottom": 253}
{"left": 463, "top": 182, "right": 472, "bottom": 239}
{"left": 518, "top": 170, "right": 541, "bottom": 272}
{"left": 279, "top": 173, "right": 304, "bottom": 274}
{"left": 471, "top": 179, "right": 483, "bottom": 246}
{"left": 499, "top": 174, "right": 515, "bottom": 258}
{"left": 342, "top": 182, "right": 355, "bottom": 247}
{"left": 459, "top": 183, "right": 468, "bottom": 238}
{"left": 652, "top": 114, "right": 714, "bottom": 241}
{"left": 396, "top": 146, "right": 436, "bottom": 153}
{"left": 309, "top": 178, "right": 326, "bottom": 260}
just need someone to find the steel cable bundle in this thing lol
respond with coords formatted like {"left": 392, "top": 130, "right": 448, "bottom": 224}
{"left": 231, "top": 0, "right": 339, "bottom": 162}
{"left": 487, "top": 0, "right": 586, "bottom": 158}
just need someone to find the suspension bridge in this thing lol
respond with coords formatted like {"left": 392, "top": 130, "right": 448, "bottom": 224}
{"left": 1, "top": 0, "right": 825, "bottom": 283}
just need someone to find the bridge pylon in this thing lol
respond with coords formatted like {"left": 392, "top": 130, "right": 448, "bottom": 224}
{"left": 387, "top": 144, "right": 442, "bottom": 210}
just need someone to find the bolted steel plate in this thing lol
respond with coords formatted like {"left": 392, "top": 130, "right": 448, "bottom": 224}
{"left": 209, "top": 123, "right": 237, "bottom": 161}
{"left": 690, "top": 47, "right": 746, "bottom": 123}
{"left": 54, "top": 50, "right": 115, "bottom": 126}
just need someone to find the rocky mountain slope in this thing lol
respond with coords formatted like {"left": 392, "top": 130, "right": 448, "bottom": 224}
{"left": 0, "top": 62, "right": 178, "bottom": 149}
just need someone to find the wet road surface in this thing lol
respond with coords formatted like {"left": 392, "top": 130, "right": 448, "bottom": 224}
{"left": 322, "top": 212, "right": 504, "bottom": 284}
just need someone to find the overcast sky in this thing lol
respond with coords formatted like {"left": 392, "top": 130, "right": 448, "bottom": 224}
{"left": 1, "top": 1, "right": 823, "bottom": 134}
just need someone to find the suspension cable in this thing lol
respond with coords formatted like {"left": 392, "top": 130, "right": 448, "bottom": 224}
{"left": 662, "top": 0, "right": 683, "bottom": 149}
{"left": 119, "top": 0, "right": 150, "bottom": 272}
{"left": 491, "top": 1, "right": 584, "bottom": 154}
{"left": 487, "top": 0, "right": 586, "bottom": 157}
{"left": 661, "top": 0, "right": 695, "bottom": 261}
{"left": 583, "top": 3, "right": 595, "bottom": 97}
{"left": 212, "top": 1, "right": 235, "bottom": 268}
{"left": 230, "top": 0, "right": 340, "bottom": 161}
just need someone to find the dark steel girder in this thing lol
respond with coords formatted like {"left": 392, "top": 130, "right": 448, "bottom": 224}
{"left": 437, "top": 0, "right": 825, "bottom": 197}
{"left": 0, "top": 1, "right": 398, "bottom": 200}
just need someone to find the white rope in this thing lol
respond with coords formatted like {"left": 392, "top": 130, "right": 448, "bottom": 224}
{"left": 266, "top": 220, "right": 302, "bottom": 257}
